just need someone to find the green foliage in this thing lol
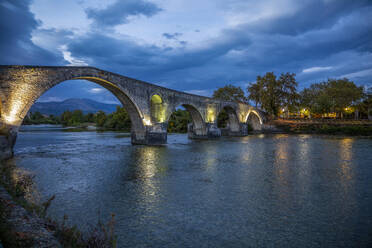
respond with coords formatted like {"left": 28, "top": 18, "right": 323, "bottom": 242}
{"left": 23, "top": 112, "right": 60, "bottom": 125}
{"left": 300, "top": 82, "right": 330, "bottom": 114}
{"left": 84, "top": 113, "right": 95, "bottom": 123}
{"left": 212, "top": 84, "right": 247, "bottom": 102}
{"left": 327, "top": 78, "right": 364, "bottom": 113}
{"left": 217, "top": 109, "right": 228, "bottom": 128}
{"left": 60, "top": 110, "right": 84, "bottom": 126}
{"left": 167, "top": 109, "right": 191, "bottom": 133}
{"left": 299, "top": 78, "right": 364, "bottom": 115}
{"left": 296, "top": 124, "right": 372, "bottom": 136}
{"left": 95, "top": 111, "right": 107, "bottom": 127}
{"left": 247, "top": 72, "right": 299, "bottom": 117}
{"left": 102, "top": 106, "right": 131, "bottom": 131}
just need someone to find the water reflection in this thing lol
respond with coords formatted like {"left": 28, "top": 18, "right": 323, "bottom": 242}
{"left": 10, "top": 131, "right": 372, "bottom": 247}
{"left": 297, "top": 135, "right": 311, "bottom": 194}
{"left": 126, "top": 147, "right": 169, "bottom": 205}
{"left": 339, "top": 138, "right": 353, "bottom": 182}
{"left": 337, "top": 138, "right": 356, "bottom": 214}
{"left": 273, "top": 135, "right": 291, "bottom": 208}
{"left": 274, "top": 135, "right": 290, "bottom": 181}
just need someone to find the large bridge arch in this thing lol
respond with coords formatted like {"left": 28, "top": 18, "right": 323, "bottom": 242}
{"left": 0, "top": 67, "right": 147, "bottom": 145}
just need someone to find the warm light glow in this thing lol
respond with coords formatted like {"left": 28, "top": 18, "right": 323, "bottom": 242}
{"left": 245, "top": 110, "right": 263, "bottom": 125}
{"left": 150, "top": 94, "right": 166, "bottom": 123}
{"left": 143, "top": 117, "right": 152, "bottom": 126}
{"left": 206, "top": 107, "right": 215, "bottom": 123}
{"left": 151, "top": 94, "right": 162, "bottom": 104}
{"left": 3, "top": 99, "right": 25, "bottom": 124}
{"left": 344, "top": 107, "right": 354, "bottom": 114}
{"left": 300, "top": 108, "right": 310, "bottom": 117}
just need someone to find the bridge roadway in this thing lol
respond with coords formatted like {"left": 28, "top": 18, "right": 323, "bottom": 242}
{"left": 0, "top": 65, "right": 265, "bottom": 160}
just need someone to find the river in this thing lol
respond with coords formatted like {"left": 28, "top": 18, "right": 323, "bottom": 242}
{"left": 6, "top": 125, "right": 372, "bottom": 247}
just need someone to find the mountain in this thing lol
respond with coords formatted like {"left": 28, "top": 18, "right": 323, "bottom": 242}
{"left": 30, "top": 98, "right": 120, "bottom": 116}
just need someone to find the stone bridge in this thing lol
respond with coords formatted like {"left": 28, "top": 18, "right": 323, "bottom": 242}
{"left": 0, "top": 65, "right": 266, "bottom": 160}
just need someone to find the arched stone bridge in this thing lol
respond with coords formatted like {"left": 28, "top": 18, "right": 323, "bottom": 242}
{"left": 0, "top": 65, "right": 266, "bottom": 160}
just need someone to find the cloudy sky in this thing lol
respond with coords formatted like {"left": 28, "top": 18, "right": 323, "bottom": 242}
{"left": 1, "top": 0, "right": 371, "bottom": 104}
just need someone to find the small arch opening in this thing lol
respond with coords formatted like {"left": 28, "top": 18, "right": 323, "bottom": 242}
{"left": 167, "top": 104, "right": 207, "bottom": 136}
{"left": 217, "top": 106, "right": 240, "bottom": 135}
{"left": 246, "top": 111, "right": 262, "bottom": 131}
{"left": 151, "top": 94, "right": 166, "bottom": 123}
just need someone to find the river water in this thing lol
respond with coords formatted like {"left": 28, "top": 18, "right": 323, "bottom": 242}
{"left": 7, "top": 125, "right": 372, "bottom": 247}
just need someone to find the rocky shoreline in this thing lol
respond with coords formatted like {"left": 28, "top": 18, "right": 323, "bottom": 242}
{"left": 0, "top": 186, "right": 61, "bottom": 247}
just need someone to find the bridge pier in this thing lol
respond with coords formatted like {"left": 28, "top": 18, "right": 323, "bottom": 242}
{"left": 223, "top": 123, "right": 249, "bottom": 137}
{"left": 187, "top": 123, "right": 221, "bottom": 139}
{"left": 0, "top": 124, "right": 18, "bottom": 161}
{"left": 131, "top": 123, "right": 167, "bottom": 145}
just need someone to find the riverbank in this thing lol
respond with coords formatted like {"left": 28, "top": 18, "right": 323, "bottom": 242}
{"left": 0, "top": 160, "right": 116, "bottom": 247}
{"left": 270, "top": 119, "right": 372, "bottom": 136}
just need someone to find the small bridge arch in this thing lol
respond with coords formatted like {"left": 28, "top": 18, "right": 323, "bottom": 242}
{"left": 245, "top": 110, "right": 263, "bottom": 131}
{"left": 167, "top": 103, "right": 207, "bottom": 137}
{"left": 217, "top": 104, "right": 244, "bottom": 136}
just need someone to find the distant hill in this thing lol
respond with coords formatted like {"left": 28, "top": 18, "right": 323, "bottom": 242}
{"left": 30, "top": 98, "right": 120, "bottom": 116}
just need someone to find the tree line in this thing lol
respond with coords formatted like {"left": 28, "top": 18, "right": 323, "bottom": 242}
{"left": 213, "top": 73, "right": 371, "bottom": 119}
{"left": 23, "top": 106, "right": 132, "bottom": 131}
{"left": 23, "top": 106, "right": 191, "bottom": 133}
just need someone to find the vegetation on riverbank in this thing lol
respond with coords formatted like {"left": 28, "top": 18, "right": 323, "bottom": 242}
{"left": 23, "top": 106, "right": 192, "bottom": 133}
{"left": 247, "top": 74, "right": 371, "bottom": 119}
{"left": 271, "top": 119, "right": 372, "bottom": 136}
{"left": 0, "top": 160, "right": 117, "bottom": 247}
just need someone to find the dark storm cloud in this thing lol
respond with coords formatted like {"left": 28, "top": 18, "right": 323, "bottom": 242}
{"left": 163, "top": 32, "right": 183, "bottom": 40}
{"left": 66, "top": 0, "right": 372, "bottom": 91}
{"left": 2, "top": 0, "right": 372, "bottom": 98}
{"left": 0, "top": 0, "right": 65, "bottom": 65}
{"left": 241, "top": 0, "right": 372, "bottom": 36}
{"left": 68, "top": 33, "right": 162, "bottom": 69}
{"left": 67, "top": 28, "right": 252, "bottom": 81}
{"left": 85, "top": 0, "right": 162, "bottom": 27}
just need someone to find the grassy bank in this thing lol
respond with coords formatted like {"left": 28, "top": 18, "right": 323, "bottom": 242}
{"left": 271, "top": 119, "right": 372, "bottom": 136}
{"left": 293, "top": 124, "right": 372, "bottom": 135}
{"left": 0, "top": 160, "right": 117, "bottom": 247}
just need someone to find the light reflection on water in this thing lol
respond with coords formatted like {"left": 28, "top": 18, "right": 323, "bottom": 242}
{"left": 7, "top": 130, "right": 372, "bottom": 247}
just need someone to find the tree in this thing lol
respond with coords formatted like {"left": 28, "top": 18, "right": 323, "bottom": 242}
{"left": 325, "top": 78, "right": 363, "bottom": 117}
{"left": 60, "top": 111, "right": 72, "bottom": 126}
{"left": 247, "top": 83, "right": 261, "bottom": 107}
{"left": 84, "top": 113, "right": 95, "bottom": 123}
{"left": 300, "top": 82, "right": 331, "bottom": 115}
{"left": 71, "top": 110, "right": 84, "bottom": 125}
{"left": 278, "top": 73, "right": 299, "bottom": 112}
{"left": 95, "top": 111, "right": 107, "bottom": 127}
{"left": 167, "top": 109, "right": 190, "bottom": 133}
{"left": 300, "top": 78, "right": 364, "bottom": 118}
{"left": 247, "top": 72, "right": 299, "bottom": 117}
{"left": 105, "top": 106, "right": 131, "bottom": 130}
{"left": 212, "top": 84, "right": 247, "bottom": 102}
